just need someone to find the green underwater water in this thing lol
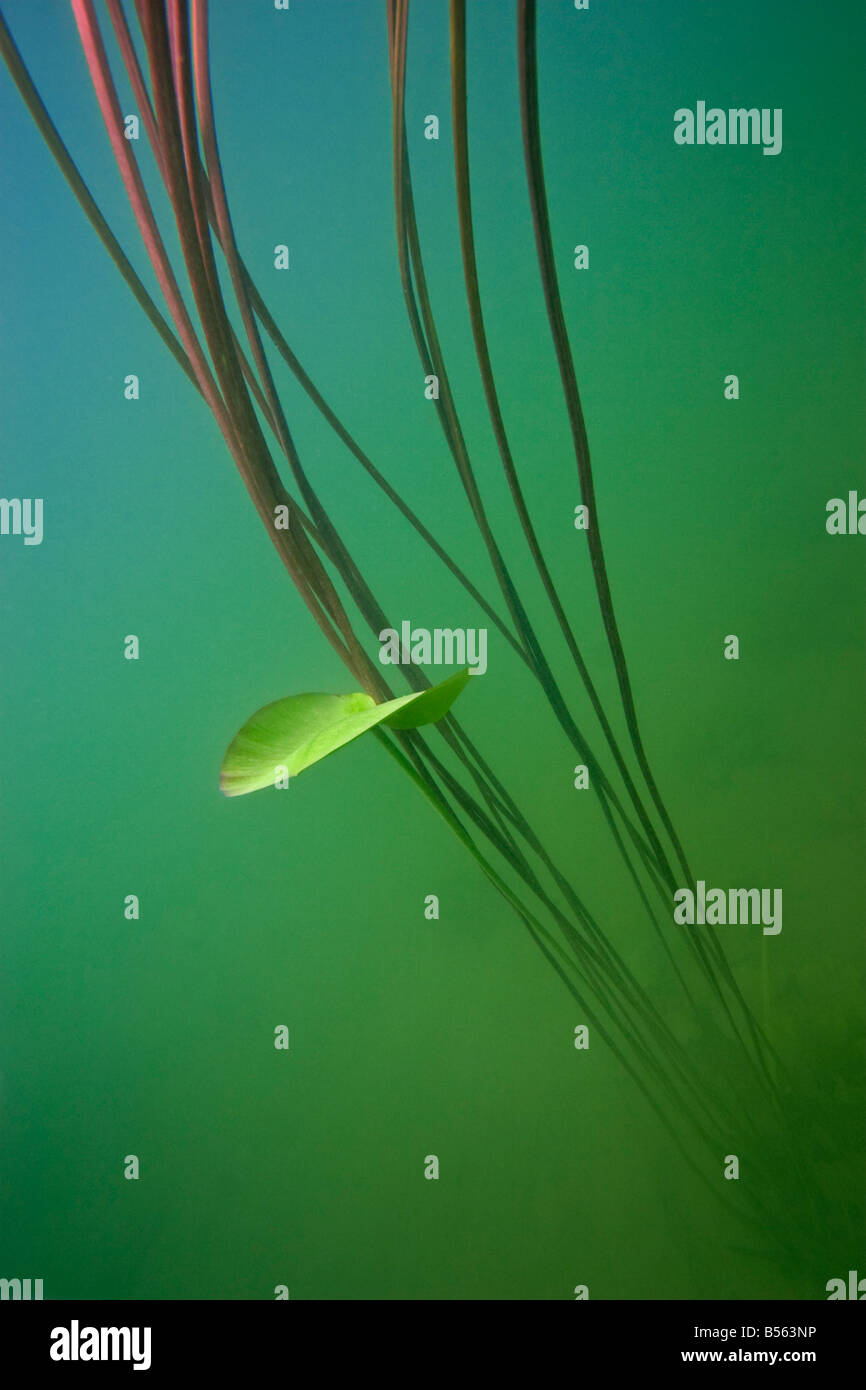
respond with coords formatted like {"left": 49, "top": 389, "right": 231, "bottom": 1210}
{"left": 0, "top": 0, "right": 863, "bottom": 1299}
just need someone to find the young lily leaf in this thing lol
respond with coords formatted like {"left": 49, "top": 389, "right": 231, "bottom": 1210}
{"left": 220, "top": 668, "right": 472, "bottom": 796}
{"left": 380, "top": 668, "right": 472, "bottom": 730}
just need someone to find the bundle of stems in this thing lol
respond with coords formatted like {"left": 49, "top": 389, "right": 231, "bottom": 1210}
{"left": 0, "top": 0, "right": 834, "bottom": 1270}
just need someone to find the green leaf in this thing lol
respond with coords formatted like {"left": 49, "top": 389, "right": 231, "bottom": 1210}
{"left": 220, "top": 668, "right": 472, "bottom": 796}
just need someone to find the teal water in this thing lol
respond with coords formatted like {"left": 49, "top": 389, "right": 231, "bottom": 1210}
{"left": 0, "top": 0, "right": 863, "bottom": 1299}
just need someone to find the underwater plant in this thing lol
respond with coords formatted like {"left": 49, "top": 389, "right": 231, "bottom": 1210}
{"left": 2, "top": 0, "right": 857, "bottom": 1291}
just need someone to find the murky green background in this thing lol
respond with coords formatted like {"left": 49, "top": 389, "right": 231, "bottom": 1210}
{"left": 1, "top": 0, "right": 862, "bottom": 1298}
